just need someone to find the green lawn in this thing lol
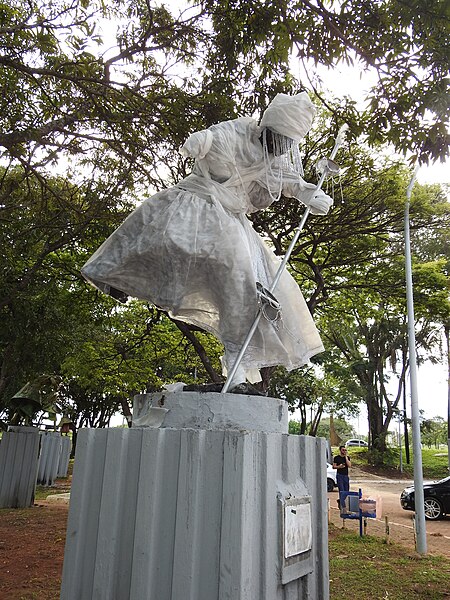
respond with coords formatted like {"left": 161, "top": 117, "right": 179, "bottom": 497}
{"left": 341, "top": 445, "right": 450, "bottom": 480}
{"left": 329, "top": 526, "right": 450, "bottom": 599}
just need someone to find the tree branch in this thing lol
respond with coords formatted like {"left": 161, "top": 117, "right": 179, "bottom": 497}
{"left": 172, "top": 319, "right": 222, "bottom": 383}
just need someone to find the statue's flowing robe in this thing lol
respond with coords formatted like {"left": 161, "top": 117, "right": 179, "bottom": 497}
{"left": 82, "top": 117, "right": 324, "bottom": 378}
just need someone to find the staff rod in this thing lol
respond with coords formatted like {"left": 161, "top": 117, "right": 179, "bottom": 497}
{"left": 221, "top": 124, "right": 348, "bottom": 393}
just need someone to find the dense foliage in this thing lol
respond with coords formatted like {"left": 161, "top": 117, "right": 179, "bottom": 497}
{"left": 0, "top": 0, "right": 448, "bottom": 450}
{"left": 1, "top": 0, "right": 448, "bottom": 180}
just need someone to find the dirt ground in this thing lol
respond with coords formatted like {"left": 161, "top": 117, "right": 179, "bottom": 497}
{"left": 0, "top": 503, "right": 68, "bottom": 600}
{"left": 1, "top": 468, "right": 450, "bottom": 599}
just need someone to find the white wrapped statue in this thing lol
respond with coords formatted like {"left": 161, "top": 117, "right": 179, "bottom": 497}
{"left": 82, "top": 92, "right": 332, "bottom": 390}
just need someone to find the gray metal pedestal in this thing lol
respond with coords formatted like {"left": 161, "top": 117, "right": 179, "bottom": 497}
{"left": 60, "top": 393, "right": 329, "bottom": 600}
{"left": 0, "top": 426, "right": 40, "bottom": 508}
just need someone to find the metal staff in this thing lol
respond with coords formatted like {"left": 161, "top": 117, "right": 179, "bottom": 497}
{"left": 221, "top": 124, "right": 349, "bottom": 394}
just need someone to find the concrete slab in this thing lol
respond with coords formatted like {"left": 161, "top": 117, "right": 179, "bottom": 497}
{"left": 46, "top": 492, "right": 70, "bottom": 504}
{"left": 133, "top": 391, "right": 288, "bottom": 433}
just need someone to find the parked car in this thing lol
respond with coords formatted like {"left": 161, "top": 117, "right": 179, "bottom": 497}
{"left": 400, "top": 476, "right": 450, "bottom": 520}
{"left": 327, "top": 462, "right": 337, "bottom": 492}
{"left": 345, "top": 439, "right": 368, "bottom": 448}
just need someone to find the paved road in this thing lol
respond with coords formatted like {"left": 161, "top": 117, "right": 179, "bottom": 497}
{"left": 328, "top": 473, "right": 450, "bottom": 556}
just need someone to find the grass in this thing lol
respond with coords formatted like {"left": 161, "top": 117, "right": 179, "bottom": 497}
{"left": 416, "top": 448, "right": 450, "bottom": 479}
{"left": 34, "top": 486, "right": 51, "bottom": 501}
{"left": 329, "top": 525, "right": 450, "bottom": 599}
{"left": 33, "top": 484, "right": 69, "bottom": 501}
{"left": 341, "top": 446, "right": 450, "bottom": 480}
{"left": 34, "top": 459, "right": 73, "bottom": 501}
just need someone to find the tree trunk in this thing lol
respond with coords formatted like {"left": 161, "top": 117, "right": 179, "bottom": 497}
{"left": 0, "top": 342, "right": 15, "bottom": 399}
{"left": 172, "top": 320, "right": 222, "bottom": 383}
{"left": 367, "top": 394, "right": 387, "bottom": 456}
{"left": 257, "top": 366, "right": 275, "bottom": 394}
{"left": 329, "top": 413, "right": 341, "bottom": 447}
{"left": 69, "top": 423, "right": 77, "bottom": 459}
{"left": 309, "top": 402, "right": 324, "bottom": 437}
{"left": 120, "top": 398, "right": 133, "bottom": 428}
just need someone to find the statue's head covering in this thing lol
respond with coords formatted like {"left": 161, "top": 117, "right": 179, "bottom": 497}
{"left": 259, "top": 92, "right": 315, "bottom": 141}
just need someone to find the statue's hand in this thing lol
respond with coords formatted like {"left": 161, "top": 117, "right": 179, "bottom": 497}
{"left": 301, "top": 188, "right": 333, "bottom": 215}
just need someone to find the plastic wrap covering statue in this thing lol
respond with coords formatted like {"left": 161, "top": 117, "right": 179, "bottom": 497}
{"left": 81, "top": 93, "right": 333, "bottom": 387}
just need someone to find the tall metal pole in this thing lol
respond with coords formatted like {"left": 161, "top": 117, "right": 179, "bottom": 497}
{"left": 403, "top": 373, "right": 411, "bottom": 464}
{"left": 446, "top": 325, "right": 450, "bottom": 473}
{"left": 404, "top": 165, "right": 427, "bottom": 554}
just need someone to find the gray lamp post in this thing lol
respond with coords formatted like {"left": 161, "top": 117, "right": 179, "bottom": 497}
{"left": 447, "top": 325, "right": 450, "bottom": 473}
{"left": 404, "top": 166, "right": 427, "bottom": 555}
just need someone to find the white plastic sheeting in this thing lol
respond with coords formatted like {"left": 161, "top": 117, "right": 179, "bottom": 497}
{"left": 82, "top": 105, "right": 332, "bottom": 382}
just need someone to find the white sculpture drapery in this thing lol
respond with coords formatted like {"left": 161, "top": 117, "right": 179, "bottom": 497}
{"left": 82, "top": 93, "right": 332, "bottom": 387}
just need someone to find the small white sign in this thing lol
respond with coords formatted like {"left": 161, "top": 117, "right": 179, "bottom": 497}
{"left": 284, "top": 502, "right": 312, "bottom": 558}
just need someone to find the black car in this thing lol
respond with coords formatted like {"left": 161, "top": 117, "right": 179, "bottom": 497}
{"left": 400, "top": 476, "right": 450, "bottom": 520}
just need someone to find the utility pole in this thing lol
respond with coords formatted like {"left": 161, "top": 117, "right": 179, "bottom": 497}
{"left": 398, "top": 411, "right": 403, "bottom": 473}
{"left": 445, "top": 324, "right": 450, "bottom": 473}
{"left": 403, "top": 376, "right": 410, "bottom": 464}
{"left": 404, "top": 166, "right": 427, "bottom": 554}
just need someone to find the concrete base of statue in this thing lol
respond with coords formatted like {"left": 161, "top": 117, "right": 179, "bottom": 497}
{"left": 60, "top": 392, "right": 329, "bottom": 600}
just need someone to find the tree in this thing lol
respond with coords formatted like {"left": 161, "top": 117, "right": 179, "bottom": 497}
{"left": 318, "top": 234, "right": 449, "bottom": 457}
{"left": 289, "top": 413, "right": 356, "bottom": 441}
{"left": 254, "top": 135, "right": 448, "bottom": 457}
{"left": 410, "top": 215, "right": 450, "bottom": 469}
{"left": 269, "top": 366, "right": 325, "bottom": 435}
{"left": 58, "top": 380, "right": 123, "bottom": 429}
{"left": 0, "top": 165, "right": 134, "bottom": 419}
{"left": 1, "top": 0, "right": 448, "bottom": 427}
{"left": 202, "top": 0, "right": 450, "bottom": 163}
{"left": 0, "top": 0, "right": 206, "bottom": 179}
{"left": 420, "top": 416, "right": 448, "bottom": 449}
{"left": 1, "top": 0, "right": 448, "bottom": 185}
{"left": 59, "top": 302, "right": 224, "bottom": 424}
{"left": 268, "top": 365, "right": 361, "bottom": 435}
{"left": 315, "top": 416, "right": 355, "bottom": 443}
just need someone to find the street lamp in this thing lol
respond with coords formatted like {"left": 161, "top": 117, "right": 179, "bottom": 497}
{"left": 404, "top": 166, "right": 427, "bottom": 555}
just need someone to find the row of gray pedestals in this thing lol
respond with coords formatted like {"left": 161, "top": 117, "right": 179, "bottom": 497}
{"left": 0, "top": 392, "right": 330, "bottom": 599}
{"left": 0, "top": 427, "right": 71, "bottom": 509}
